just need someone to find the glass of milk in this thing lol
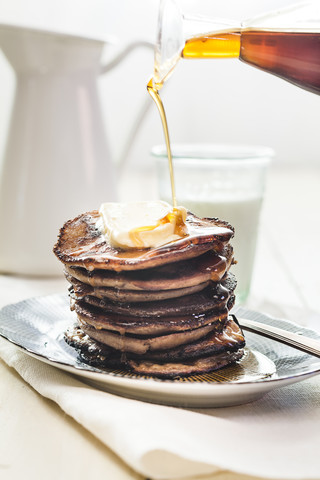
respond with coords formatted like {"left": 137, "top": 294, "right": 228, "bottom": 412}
{"left": 152, "top": 144, "right": 273, "bottom": 304}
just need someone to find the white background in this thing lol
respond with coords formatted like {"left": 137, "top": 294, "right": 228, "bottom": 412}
{"left": 0, "top": 0, "right": 319, "bottom": 174}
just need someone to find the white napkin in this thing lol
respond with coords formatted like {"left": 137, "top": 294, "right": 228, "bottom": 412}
{"left": 1, "top": 338, "right": 320, "bottom": 480}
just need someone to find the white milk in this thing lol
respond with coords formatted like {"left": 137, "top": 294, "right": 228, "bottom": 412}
{"left": 163, "top": 194, "right": 263, "bottom": 303}
{"left": 153, "top": 144, "right": 273, "bottom": 303}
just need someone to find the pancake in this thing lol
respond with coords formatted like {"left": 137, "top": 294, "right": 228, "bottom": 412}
{"left": 64, "top": 317, "right": 245, "bottom": 378}
{"left": 128, "top": 350, "right": 244, "bottom": 377}
{"left": 53, "top": 210, "right": 234, "bottom": 272}
{"left": 77, "top": 315, "right": 243, "bottom": 359}
{"left": 78, "top": 320, "right": 218, "bottom": 355}
{"left": 143, "top": 317, "right": 245, "bottom": 361}
{"left": 64, "top": 245, "right": 234, "bottom": 290}
{"left": 73, "top": 300, "right": 228, "bottom": 335}
{"left": 70, "top": 272, "right": 236, "bottom": 318}
{"left": 67, "top": 275, "right": 209, "bottom": 302}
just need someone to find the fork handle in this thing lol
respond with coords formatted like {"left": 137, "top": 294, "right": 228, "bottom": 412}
{"left": 234, "top": 316, "right": 320, "bottom": 358}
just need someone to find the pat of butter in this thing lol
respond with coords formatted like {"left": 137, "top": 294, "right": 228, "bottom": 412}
{"left": 99, "top": 201, "right": 188, "bottom": 249}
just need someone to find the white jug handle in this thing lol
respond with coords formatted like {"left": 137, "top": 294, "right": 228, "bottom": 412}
{"left": 100, "top": 40, "right": 153, "bottom": 74}
{"left": 100, "top": 40, "right": 154, "bottom": 175}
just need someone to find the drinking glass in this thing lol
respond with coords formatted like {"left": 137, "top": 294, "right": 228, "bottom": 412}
{"left": 152, "top": 144, "right": 273, "bottom": 303}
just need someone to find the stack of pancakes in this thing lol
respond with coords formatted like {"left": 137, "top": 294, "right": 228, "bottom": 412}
{"left": 54, "top": 210, "right": 245, "bottom": 378}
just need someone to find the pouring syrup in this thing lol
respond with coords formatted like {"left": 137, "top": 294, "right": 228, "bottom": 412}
{"left": 148, "top": 1, "right": 320, "bottom": 207}
{"left": 147, "top": 79, "right": 177, "bottom": 207}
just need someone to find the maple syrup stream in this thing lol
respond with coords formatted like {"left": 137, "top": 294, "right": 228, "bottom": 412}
{"left": 147, "top": 79, "right": 177, "bottom": 207}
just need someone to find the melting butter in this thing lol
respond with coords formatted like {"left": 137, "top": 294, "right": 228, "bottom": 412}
{"left": 99, "top": 201, "right": 188, "bottom": 249}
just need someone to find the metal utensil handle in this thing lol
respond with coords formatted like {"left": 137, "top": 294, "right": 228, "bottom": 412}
{"left": 233, "top": 316, "right": 320, "bottom": 358}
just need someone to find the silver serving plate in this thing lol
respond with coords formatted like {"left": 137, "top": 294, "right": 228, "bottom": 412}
{"left": 1, "top": 294, "right": 320, "bottom": 408}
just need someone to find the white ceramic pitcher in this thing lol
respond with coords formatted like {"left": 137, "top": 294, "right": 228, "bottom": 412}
{"left": 0, "top": 24, "right": 152, "bottom": 276}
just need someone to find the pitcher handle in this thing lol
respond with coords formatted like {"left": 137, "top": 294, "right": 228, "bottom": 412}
{"left": 100, "top": 40, "right": 154, "bottom": 74}
{"left": 100, "top": 40, "right": 154, "bottom": 175}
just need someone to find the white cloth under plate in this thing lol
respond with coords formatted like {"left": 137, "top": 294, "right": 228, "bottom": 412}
{"left": 1, "top": 338, "right": 320, "bottom": 480}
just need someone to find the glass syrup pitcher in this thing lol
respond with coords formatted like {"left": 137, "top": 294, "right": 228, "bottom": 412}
{"left": 153, "top": 0, "right": 320, "bottom": 94}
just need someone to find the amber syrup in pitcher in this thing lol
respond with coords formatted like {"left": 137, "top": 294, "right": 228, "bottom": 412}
{"left": 183, "top": 29, "right": 320, "bottom": 95}
{"left": 148, "top": 28, "right": 320, "bottom": 204}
